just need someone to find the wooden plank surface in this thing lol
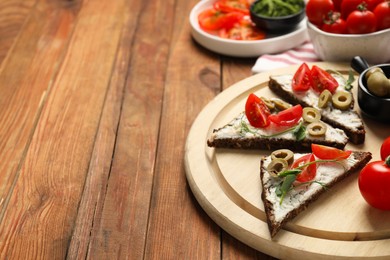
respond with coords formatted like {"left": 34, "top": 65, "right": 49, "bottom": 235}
{"left": 0, "top": 0, "right": 127, "bottom": 258}
{"left": 0, "top": 0, "right": 284, "bottom": 258}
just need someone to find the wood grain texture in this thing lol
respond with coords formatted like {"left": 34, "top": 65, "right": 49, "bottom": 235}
{"left": 0, "top": 0, "right": 79, "bottom": 221}
{"left": 0, "top": 0, "right": 36, "bottom": 66}
{"left": 143, "top": 0, "right": 223, "bottom": 258}
{"left": 0, "top": 0, "right": 126, "bottom": 258}
{"left": 85, "top": 0, "right": 177, "bottom": 258}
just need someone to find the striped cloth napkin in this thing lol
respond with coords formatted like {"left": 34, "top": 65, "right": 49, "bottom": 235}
{"left": 251, "top": 41, "right": 320, "bottom": 74}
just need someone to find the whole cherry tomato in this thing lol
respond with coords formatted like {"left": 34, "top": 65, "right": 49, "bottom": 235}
{"left": 292, "top": 63, "right": 312, "bottom": 92}
{"left": 358, "top": 159, "right": 390, "bottom": 210}
{"left": 346, "top": 6, "right": 377, "bottom": 33}
{"left": 374, "top": 1, "right": 390, "bottom": 30}
{"left": 245, "top": 93, "right": 271, "bottom": 128}
{"left": 340, "top": 0, "right": 365, "bottom": 19}
{"left": 306, "top": 0, "right": 335, "bottom": 26}
{"left": 311, "top": 144, "right": 352, "bottom": 160}
{"left": 310, "top": 65, "right": 339, "bottom": 93}
{"left": 333, "top": 0, "right": 343, "bottom": 11}
{"left": 293, "top": 153, "right": 317, "bottom": 182}
{"left": 268, "top": 105, "right": 303, "bottom": 127}
{"left": 321, "top": 11, "right": 348, "bottom": 33}
{"left": 381, "top": 136, "right": 390, "bottom": 161}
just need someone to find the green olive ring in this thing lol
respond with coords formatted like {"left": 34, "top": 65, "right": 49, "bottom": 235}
{"left": 271, "top": 149, "right": 294, "bottom": 166}
{"left": 332, "top": 91, "right": 352, "bottom": 110}
{"left": 266, "top": 158, "right": 289, "bottom": 177}
{"left": 307, "top": 122, "right": 327, "bottom": 137}
{"left": 318, "top": 89, "right": 332, "bottom": 108}
{"left": 272, "top": 99, "right": 292, "bottom": 111}
{"left": 302, "top": 107, "right": 321, "bottom": 123}
{"left": 260, "top": 97, "right": 276, "bottom": 111}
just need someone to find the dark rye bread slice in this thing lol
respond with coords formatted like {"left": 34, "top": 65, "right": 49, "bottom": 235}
{"left": 207, "top": 112, "right": 348, "bottom": 151}
{"left": 269, "top": 74, "right": 366, "bottom": 145}
{"left": 260, "top": 150, "right": 372, "bottom": 238}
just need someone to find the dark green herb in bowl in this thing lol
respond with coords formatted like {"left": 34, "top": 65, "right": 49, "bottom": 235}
{"left": 250, "top": 0, "right": 306, "bottom": 32}
{"left": 252, "top": 0, "right": 304, "bottom": 17}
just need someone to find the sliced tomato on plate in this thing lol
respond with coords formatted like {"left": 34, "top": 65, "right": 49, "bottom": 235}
{"left": 198, "top": 8, "right": 245, "bottom": 31}
{"left": 219, "top": 18, "right": 266, "bottom": 40}
{"left": 293, "top": 153, "right": 317, "bottom": 182}
{"left": 214, "top": 0, "right": 250, "bottom": 15}
{"left": 292, "top": 63, "right": 312, "bottom": 92}
{"left": 268, "top": 105, "right": 303, "bottom": 127}
{"left": 245, "top": 93, "right": 271, "bottom": 128}
{"left": 311, "top": 144, "right": 352, "bottom": 160}
{"left": 310, "top": 65, "right": 339, "bottom": 93}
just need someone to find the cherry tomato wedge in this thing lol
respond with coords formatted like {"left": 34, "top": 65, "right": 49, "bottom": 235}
{"left": 245, "top": 93, "right": 271, "bottom": 128}
{"left": 380, "top": 136, "right": 390, "bottom": 161}
{"left": 292, "top": 63, "right": 312, "bottom": 92}
{"left": 293, "top": 153, "right": 317, "bottom": 182}
{"left": 214, "top": 0, "right": 250, "bottom": 15}
{"left": 310, "top": 65, "right": 339, "bottom": 93}
{"left": 311, "top": 144, "right": 352, "bottom": 160}
{"left": 268, "top": 105, "right": 303, "bottom": 127}
{"left": 358, "top": 160, "right": 390, "bottom": 210}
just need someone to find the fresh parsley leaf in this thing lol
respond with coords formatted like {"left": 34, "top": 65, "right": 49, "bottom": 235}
{"left": 278, "top": 174, "right": 297, "bottom": 205}
{"left": 293, "top": 122, "right": 306, "bottom": 141}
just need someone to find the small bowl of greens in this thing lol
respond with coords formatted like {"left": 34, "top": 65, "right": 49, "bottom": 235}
{"left": 250, "top": 0, "right": 306, "bottom": 32}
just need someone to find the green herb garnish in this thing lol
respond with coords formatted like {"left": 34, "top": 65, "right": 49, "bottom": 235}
{"left": 252, "top": 0, "right": 304, "bottom": 17}
{"left": 327, "top": 69, "right": 355, "bottom": 91}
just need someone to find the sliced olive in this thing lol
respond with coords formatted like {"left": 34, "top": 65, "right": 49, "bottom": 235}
{"left": 302, "top": 107, "right": 321, "bottom": 123}
{"left": 367, "top": 71, "right": 390, "bottom": 97}
{"left": 365, "top": 67, "right": 384, "bottom": 80}
{"left": 267, "top": 158, "right": 288, "bottom": 177}
{"left": 260, "top": 97, "right": 275, "bottom": 111}
{"left": 332, "top": 91, "right": 352, "bottom": 110}
{"left": 318, "top": 89, "right": 332, "bottom": 108}
{"left": 272, "top": 98, "right": 292, "bottom": 111}
{"left": 307, "top": 122, "right": 327, "bottom": 137}
{"left": 271, "top": 149, "right": 294, "bottom": 166}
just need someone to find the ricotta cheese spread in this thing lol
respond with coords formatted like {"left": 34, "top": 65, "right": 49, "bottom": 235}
{"left": 210, "top": 112, "right": 348, "bottom": 145}
{"left": 261, "top": 153, "right": 359, "bottom": 223}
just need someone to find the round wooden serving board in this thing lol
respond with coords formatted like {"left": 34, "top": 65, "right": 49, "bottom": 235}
{"left": 184, "top": 63, "right": 390, "bottom": 259}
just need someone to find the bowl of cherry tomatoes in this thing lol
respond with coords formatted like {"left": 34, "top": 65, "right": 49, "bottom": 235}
{"left": 305, "top": 0, "right": 390, "bottom": 64}
{"left": 189, "top": 0, "right": 309, "bottom": 57}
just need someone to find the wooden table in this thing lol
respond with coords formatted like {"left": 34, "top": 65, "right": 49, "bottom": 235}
{"left": 0, "top": 0, "right": 277, "bottom": 258}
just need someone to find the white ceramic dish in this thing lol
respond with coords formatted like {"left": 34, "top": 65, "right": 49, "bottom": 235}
{"left": 189, "top": 0, "right": 309, "bottom": 58}
{"left": 307, "top": 21, "right": 390, "bottom": 64}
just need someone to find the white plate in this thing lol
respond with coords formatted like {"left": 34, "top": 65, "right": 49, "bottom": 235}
{"left": 189, "top": 0, "right": 309, "bottom": 58}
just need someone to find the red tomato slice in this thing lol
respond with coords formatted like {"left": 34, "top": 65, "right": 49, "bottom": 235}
{"left": 198, "top": 8, "right": 226, "bottom": 31}
{"left": 214, "top": 0, "right": 250, "bottom": 15}
{"left": 245, "top": 93, "right": 271, "bottom": 128}
{"left": 311, "top": 144, "right": 352, "bottom": 160}
{"left": 292, "top": 63, "right": 312, "bottom": 92}
{"left": 268, "top": 105, "right": 303, "bottom": 127}
{"left": 293, "top": 154, "right": 317, "bottom": 182}
{"left": 220, "top": 18, "right": 265, "bottom": 40}
{"left": 198, "top": 8, "right": 245, "bottom": 31}
{"left": 310, "top": 65, "right": 339, "bottom": 93}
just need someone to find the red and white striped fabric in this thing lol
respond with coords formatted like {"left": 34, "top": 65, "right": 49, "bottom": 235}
{"left": 251, "top": 41, "right": 320, "bottom": 74}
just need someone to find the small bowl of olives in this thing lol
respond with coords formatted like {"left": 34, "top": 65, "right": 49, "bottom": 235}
{"left": 249, "top": 0, "right": 305, "bottom": 32}
{"left": 351, "top": 56, "right": 390, "bottom": 123}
